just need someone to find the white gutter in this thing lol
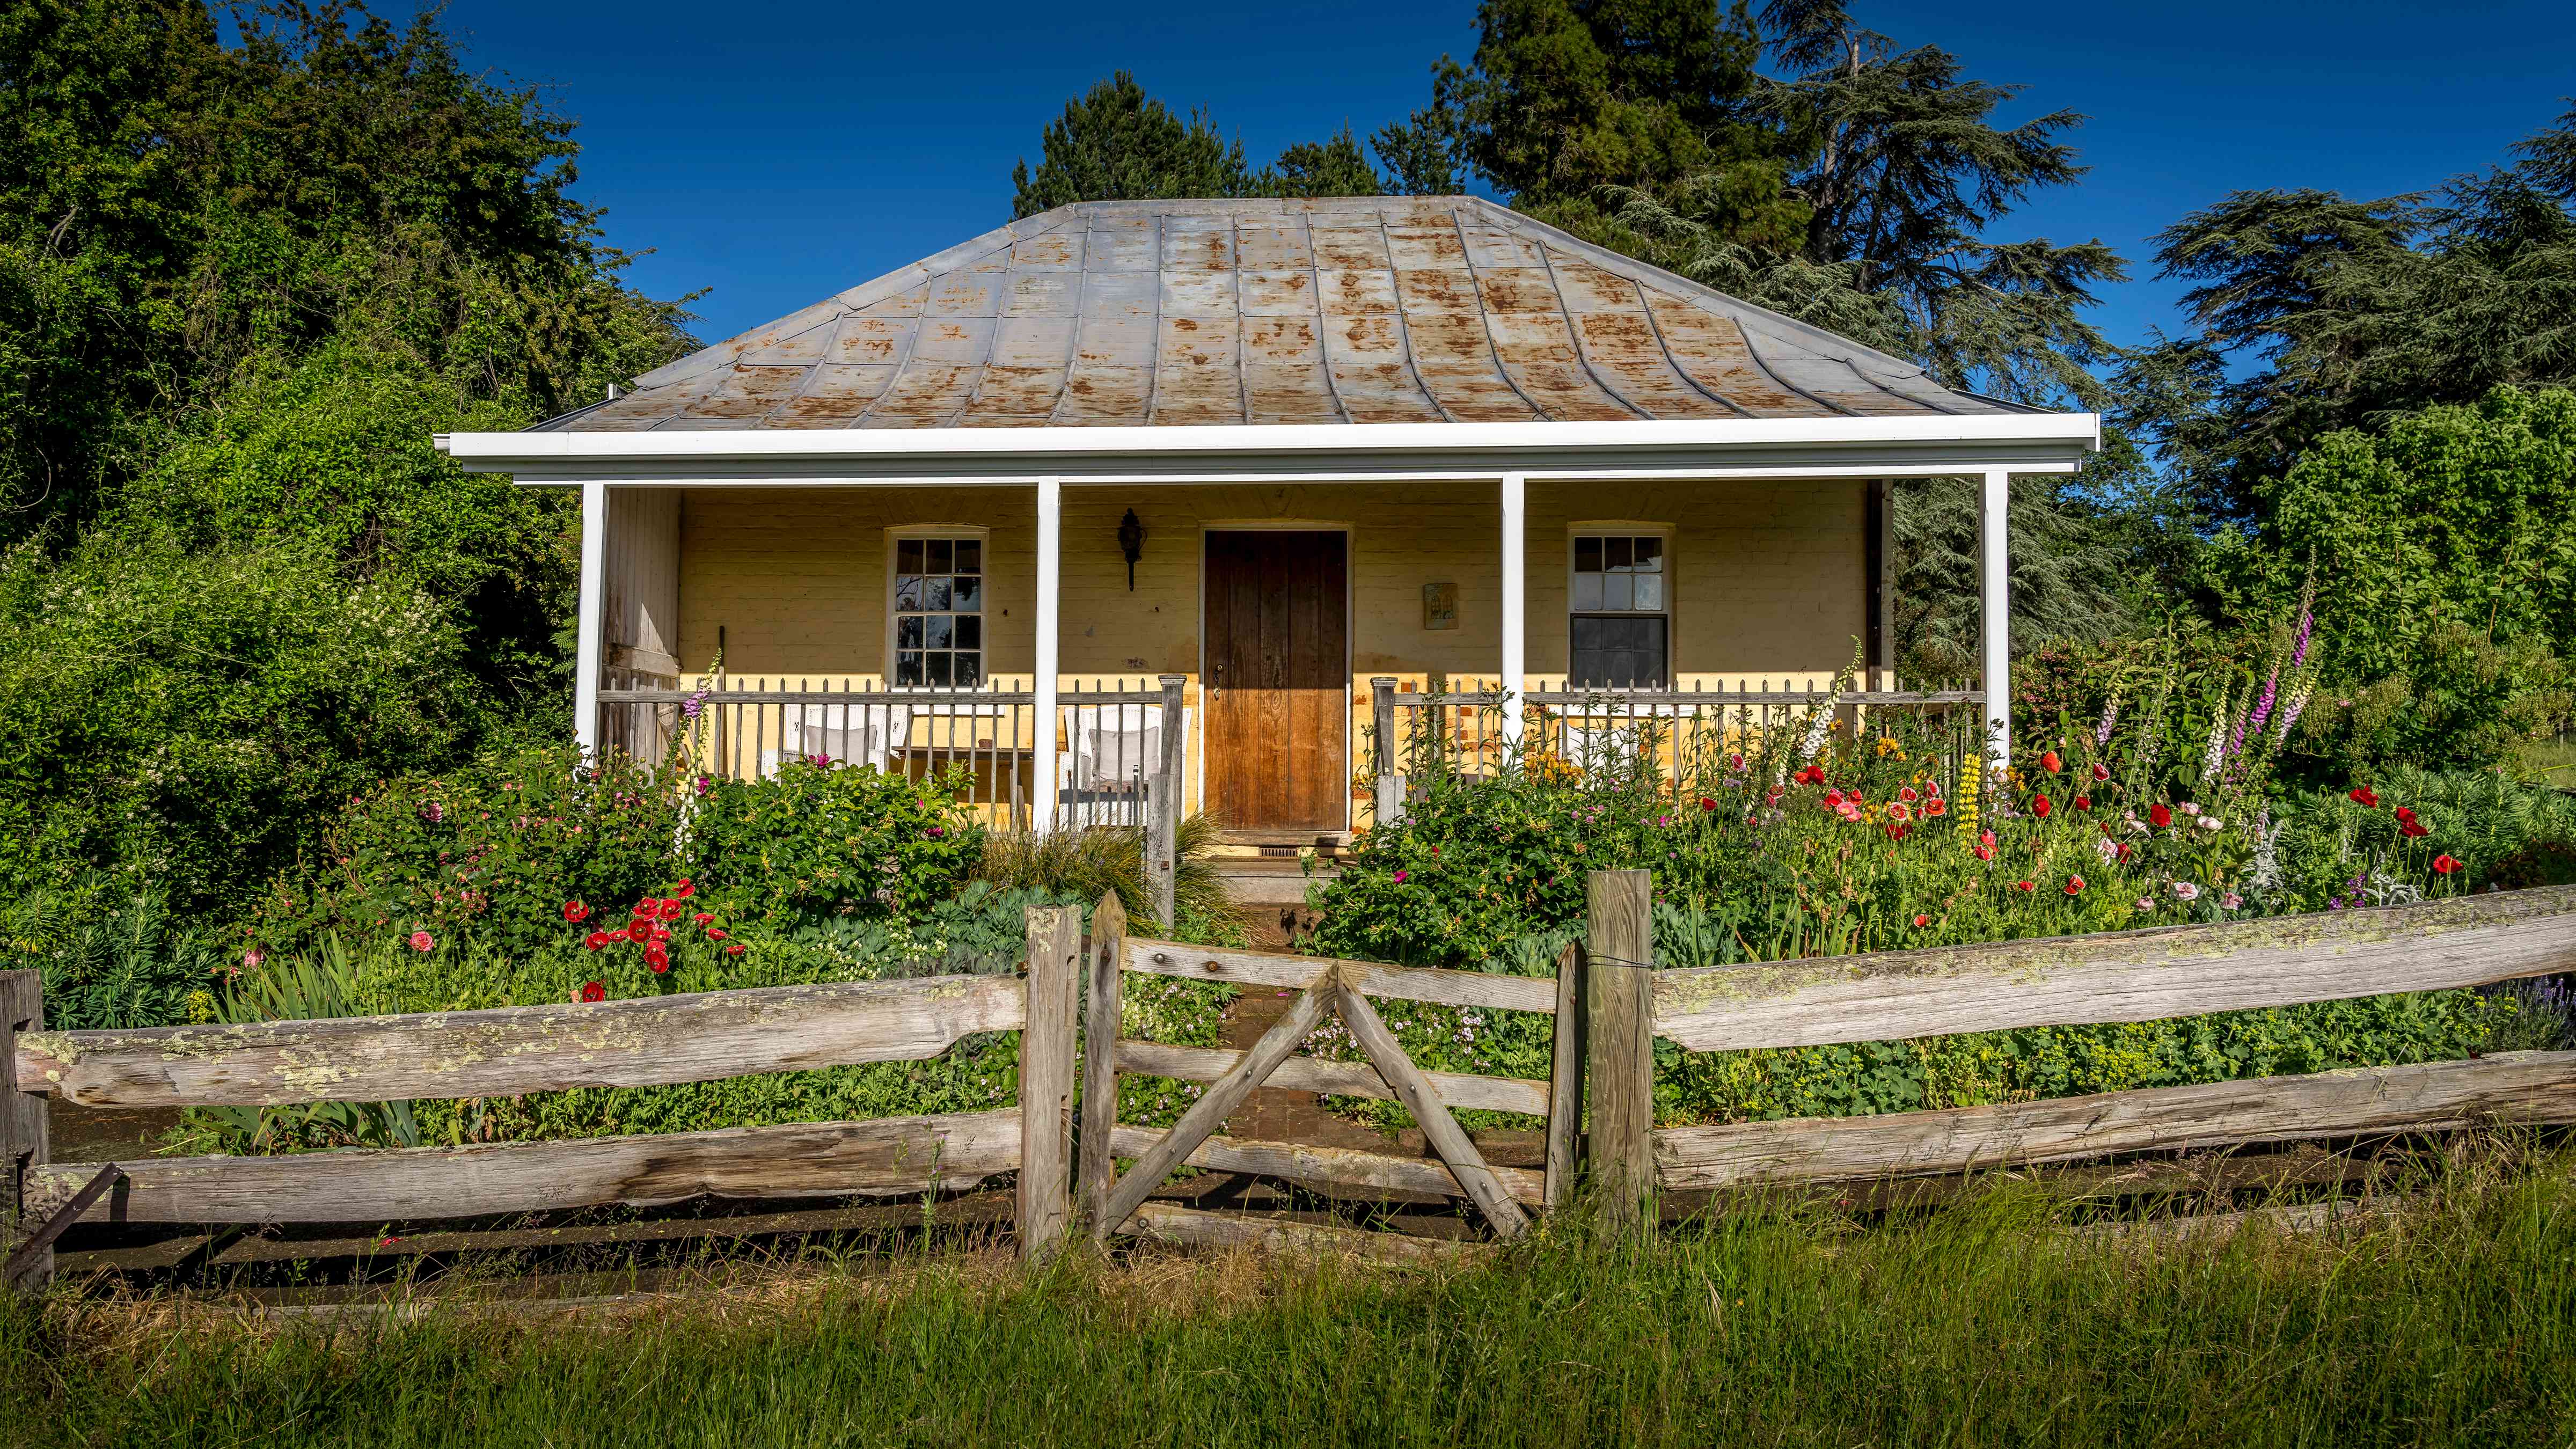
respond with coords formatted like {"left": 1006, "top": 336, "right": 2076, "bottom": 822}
{"left": 433, "top": 414, "right": 2101, "bottom": 486}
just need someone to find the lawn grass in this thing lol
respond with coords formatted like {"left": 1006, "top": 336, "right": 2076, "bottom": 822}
{"left": 8, "top": 1157, "right": 2573, "bottom": 1448}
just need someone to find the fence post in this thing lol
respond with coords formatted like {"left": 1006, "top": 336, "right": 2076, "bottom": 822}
{"left": 1078, "top": 892, "right": 1126, "bottom": 1231}
{"left": 1370, "top": 677, "right": 1402, "bottom": 827}
{"left": 1019, "top": 906, "right": 1081, "bottom": 1260}
{"left": 1148, "top": 674, "right": 1187, "bottom": 929}
{"left": 2, "top": 971, "right": 46, "bottom": 1294}
{"left": 1584, "top": 871, "right": 1655, "bottom": 1230}
{"left": 1543, "top": 943, "right": 1586, "bottom": 1210}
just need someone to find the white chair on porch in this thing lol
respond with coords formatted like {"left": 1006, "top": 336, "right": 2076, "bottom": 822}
{"left": 759, "top": 701, "right": 911, "bottom": 778}
{"left": 1055, "top": 704, "right": 1164, "bottom": 830}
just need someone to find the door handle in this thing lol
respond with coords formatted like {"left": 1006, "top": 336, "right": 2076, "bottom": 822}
{"left": 1211, "top": 662, "right": 1225, "bottom": 701}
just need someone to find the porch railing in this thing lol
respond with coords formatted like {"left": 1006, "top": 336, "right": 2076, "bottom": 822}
{"left": 597, "top": 673, "right": 1191, "bottom": 918}
{"left": 1366, "top": 676, "right": 1987, "bottom": 825}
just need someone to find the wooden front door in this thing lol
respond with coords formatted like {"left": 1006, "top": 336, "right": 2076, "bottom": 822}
{"left": 1204, "top": 530, "right": 1349, "bottom": 833}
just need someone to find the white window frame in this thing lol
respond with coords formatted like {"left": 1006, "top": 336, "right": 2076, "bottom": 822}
{"left": 1564, "top": 521, "right": 1676, "bottom": 689}
{"left": 883, "top": 524, "right": 993, "bottom": 692}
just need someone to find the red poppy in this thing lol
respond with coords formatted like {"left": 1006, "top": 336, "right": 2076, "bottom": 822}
{"left": 2401, "top": 820, "right": 2430, "bottom": 838}
{"left": 2091, "top": 763, "right": 2111, "bottom": 782}
{"left": 1899, "top": 786, "right": 1918, "bottom": 803}
{"left": 649, "top": 926, "right": 672, "bottom": 945}
{"left": 2032, "top": 794, "right": 2053, "bottom": 818}
{"left": 1699, "top": 796, "right": 1718, "bottom": 812}
{"left": 580, "top": 981, "right": 606, "bottom": 1003}
{"left": 1913, "top": 914, "right": 1931, "bottom": 928}
{"left": 2073, "top": 796, "right": 2091, "bottom": 811}
{"left": 2040, "top": 750, "right": 2063, "bottom": 774}
{"left": 2432, "top": 854, "right": 2462, "bottom": 875}
{"left": 2065, "top": 875, "right": 2085, "bottom": 895}
{"left": 658, "top": 898, "right": 684, "bottom": 921}
{"left": 646, "top": 945, "right": 671, "bottom": 974}
{"left": 724, "top": 943, "right": 747, "bottom": 956}
{"left": 607, "top": 928, "right": 631, "bottom": 943}
{"left": 2395, "top": 806, "right": 2417, "bottom": 824}
{"left": 2148, "top": 803, "right": 2173, "bottom": 828}
{"left": 2115, "top": 841, "right": 2134, "bottom": 863}
{"left": 706, "top": 928, "right": 728, "bottom": 941}
{"left": 563, "top": 901, "right": 590, "bottom": 923}
{"left": 2349, "top": 786, "right": 2380, "bottom": 808}
{"left": 1794, "top": 765, "right": 1826, "bottom": 785}
{"left": 584, "top": 931, "right": 611, "bottom": 950}
{"left": 1924, "top": 798, "right": 1948, "bottom": 818}
{"left": 2014, "top": 879, "right": 2036, "bottom": 892}
{"left": 632, "top": 899, "right": 658, "bottom": 918}
{"left": 1884, "top": 823, "right": 1911, "bottom": 842}
{"left": 692, "top": 912, "right": 714, "bottom": 925}
{"left": 673, "top": 879, "right": 696, "bottom": 899}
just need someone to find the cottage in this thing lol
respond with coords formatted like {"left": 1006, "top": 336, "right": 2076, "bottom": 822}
{"left": 435, "top": 196, "right": 2098, "bottom": 885}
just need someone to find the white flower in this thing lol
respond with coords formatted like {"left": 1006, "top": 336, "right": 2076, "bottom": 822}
{"left": 2095, "top": 837, "right": 2119, "bottom": 861}
{"left": 2221, "top": 892, "right": 2244, "bottom": 909}
{"left": 2134, "top": 896, "right": 2154, "bottom": 910}
{"left": 2171, "top": 881, "right": 2200, "bottom": 902}
{"left": 2179, "top": 801, "right": 2201, "bottom": 816}
{"left": 2197, "top": 816, "right": 2223, "bottom": 831}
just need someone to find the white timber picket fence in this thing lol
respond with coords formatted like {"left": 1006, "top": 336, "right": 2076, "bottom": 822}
{"left": 10, "top": 879, "right": 2576, "bottom": 1289}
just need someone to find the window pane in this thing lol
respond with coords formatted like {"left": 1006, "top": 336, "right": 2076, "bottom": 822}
{"left": 1634, "top": 536, "right": 1662, "bottom": 570}
{"left": 1572, "top": 572, "right": 1603, "bottom": 610}
{"left": 1574, "top": 536, "right": 1602, "bottom": 574}
{"left": 895, "top": 650, "right": 925, "bottom": 685}
{"left": 1633, "top": 573, "right": 1663, "bottom": 611}
{"left": 925, "top": 539, "right": 953, "bottom": 574}
{"left": 897, "top": 539, "right": 923, "bottom": 574}
{"left": 926, "top": 576, "right": 952, "bottom": 610}
{"left": 953, "top": 652, "right": 982, "bottom": 686}
{"left": 1605, "top": 573, "right": 1635, "bottom": 610}
{"left": 894, "top": 575, "right": 922, "bottom": 611}
{"left": 925, "top": 651, "right": 954, "bottom": 686}
{"left": 1569, "top": 615, "right": 1669, "bottom": 688}
{"left": 896, "top": 615, "right": 923, "bottom": 648}
{"left": 954, "top": 539, "right": 982, "bottom": 574}
{"left": 1605, "top": 536, "right": 1632, "bottom": 572}
{"left": 952, "top": 575, "right": 982, "bottom": 612}
{"left": 924, "top": 614, "right": 953, "bottom": 649}
{"left": 954, "top": 614, "right": 982, "bottom": 649}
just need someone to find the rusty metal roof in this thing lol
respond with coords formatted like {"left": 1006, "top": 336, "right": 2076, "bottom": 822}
{"left": 547, "top": 196, "right": 2021, "bottom": 432}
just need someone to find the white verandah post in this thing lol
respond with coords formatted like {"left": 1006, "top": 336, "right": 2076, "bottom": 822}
{"left": 1499, "top": 472, "right": 1526, "bottom": 751}
{"left": 1034, "top": 475, "right": 1062, "bottom": 834}
{"left": 1980, "top": 466, "right": 2012, "bottom": 770}
{"left": 574, "top": 481, "right": 607, "bottom": 754}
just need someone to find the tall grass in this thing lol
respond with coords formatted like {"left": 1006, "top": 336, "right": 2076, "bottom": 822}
{"left": 974, "top": 813, "right": 1232, "bottom": 933}
{"left": 10, "top": 1158, "right": 2573, "bottom": 1447}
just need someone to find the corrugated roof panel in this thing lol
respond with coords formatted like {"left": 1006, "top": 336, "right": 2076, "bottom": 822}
{"left": 1572, "top": 312, "right": 1736, "bottom": 419}
{"left": 1150, "top": 316, "right": 1243, "bottom": 424}
{"left": 1242, "top": 317, "right": 1341, "bottom": 425}
{"left": 1404, "top": 312, "right": 1542, "bottom": 422}
{"left": 543, "top": 196, "right": 2028, "bottom": 433}
{"left": 1640, "top": 295, "right": 1837, "bottom": 418}
{"left": 1484, "top": 312, "right": 1641, "bottom": 420}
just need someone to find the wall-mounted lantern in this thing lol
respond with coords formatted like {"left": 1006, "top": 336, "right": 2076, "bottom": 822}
{"left": 1117, "top": 508, "right": 1146, "bottom": 590}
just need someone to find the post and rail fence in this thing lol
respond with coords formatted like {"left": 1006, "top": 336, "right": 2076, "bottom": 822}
{"left": 10, "top": 880, "right": 2576, "bottom": 1291}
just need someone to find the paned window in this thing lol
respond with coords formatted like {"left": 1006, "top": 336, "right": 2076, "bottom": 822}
{"left": 1569, "top": 533, "right": 1668, "bottom": 687}
{"left": 893, "top": 536, "right": 983, "bottom": 686}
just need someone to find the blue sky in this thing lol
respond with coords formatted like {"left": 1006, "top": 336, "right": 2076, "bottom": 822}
{"left": 440, "top": 0, "right": 2576, "bottom": 355}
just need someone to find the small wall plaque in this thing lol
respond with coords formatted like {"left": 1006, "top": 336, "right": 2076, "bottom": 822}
{"left": 1422, "top": 581, "right": 1458, "bottom": 631}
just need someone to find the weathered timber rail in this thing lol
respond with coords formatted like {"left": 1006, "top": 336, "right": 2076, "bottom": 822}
{"left": 10, "top": 880, "right": 2576, "bottom": 1292}
{"left": 1651, "top": 883, "right": 2576, "bottom": 1052}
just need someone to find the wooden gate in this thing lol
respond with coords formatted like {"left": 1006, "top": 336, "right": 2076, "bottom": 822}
{"left": 1075, "top": 888, "right": 1600, "bottom": 1246}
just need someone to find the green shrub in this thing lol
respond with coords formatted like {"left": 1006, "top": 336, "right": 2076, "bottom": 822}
{"left": 7, "top": 881, "right": 221, "bottom": 1032}
{"left": 683, "top": 758, "right": 983, "bottom": 931}
{"left": 248, "top": 742, "right": 684, "bottom": 960}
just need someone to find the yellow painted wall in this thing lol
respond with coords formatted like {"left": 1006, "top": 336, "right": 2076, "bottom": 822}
{"left": 674, "top": 480, "right": 1872, "bottom": 826}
